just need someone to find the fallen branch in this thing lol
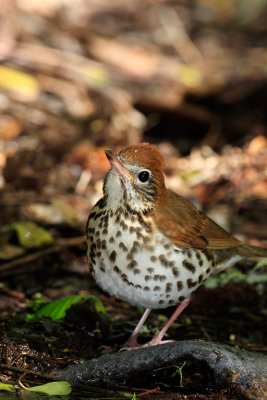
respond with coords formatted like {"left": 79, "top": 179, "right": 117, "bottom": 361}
{"left": 56, "top": 341, "right": 267, "bottom": 400}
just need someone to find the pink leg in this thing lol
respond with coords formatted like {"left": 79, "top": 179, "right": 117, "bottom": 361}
{"left": 145, "top": 298, "right": 190, "bottom": 347}
{"left": 123, "top": 308, "right": 151, "bottom": 348}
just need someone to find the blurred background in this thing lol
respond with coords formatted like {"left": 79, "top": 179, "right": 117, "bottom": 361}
{"left": 0, "top": 0, "right": 267, "bottom": 224}
{"left": 0, "top": 0, "right": 267, "bottom": 396}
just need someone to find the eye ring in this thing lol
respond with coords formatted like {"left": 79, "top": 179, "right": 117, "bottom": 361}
{"left": 137, "top": 170, "right": 150, "bottom": 183}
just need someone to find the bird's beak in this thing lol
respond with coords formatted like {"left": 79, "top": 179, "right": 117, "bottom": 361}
{"left": 105, "top": 150, "right": 133, "bottom": 181}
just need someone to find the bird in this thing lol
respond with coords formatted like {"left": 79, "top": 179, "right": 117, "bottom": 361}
{"left": 86, "top": 143, "right": 267, "bottom": 348}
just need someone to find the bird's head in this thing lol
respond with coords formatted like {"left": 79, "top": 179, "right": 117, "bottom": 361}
{"left": 103, "top": 143, "right": 166, "bottom": 214}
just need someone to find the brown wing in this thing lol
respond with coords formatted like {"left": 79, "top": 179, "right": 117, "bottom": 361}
{"left": 153, "top": 190, "right": 241, "bottom": 249}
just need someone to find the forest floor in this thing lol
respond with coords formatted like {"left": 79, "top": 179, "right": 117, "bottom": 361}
{"left": 0, "top": 1, "right": 267, "bottom": 399}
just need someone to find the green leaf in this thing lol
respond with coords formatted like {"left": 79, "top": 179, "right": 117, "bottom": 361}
{"left": 26, "top": 294, "right": 107, "bottom": 321}
{"left": 205, "top": 269, "right": 246, "bottom": 288}
{"left": 20, "top": 381, "right": 71, "bottom": 396}
{"left": 27, "top": 297, "right": 46, "bottom": 312}
{"left": 119, "top": 392, "right": 136, "bottom": 399}
{"left": 0, "top": 383, "right": 16, "bottom": 392}
{"left": 247, "top": 273, "right": 267, "bottom": 284}
{"left": 12, "top": 221, "right": 53, "bottom": 248}
{"left": 90, "top": 295, "right": 107, "bottom": 314}
{"left": 254, "top": 258, "right": 267, "bottom": 270}
{"left": 27, "top": 294, "right": 84, "bottom": 321}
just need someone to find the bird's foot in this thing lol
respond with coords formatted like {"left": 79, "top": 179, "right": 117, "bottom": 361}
{"left": 119, "top": 335, "right": 140, "bottom": 351}
{"left": 120, "top": 337, "right": 174, "bottom": 351}
{"left": 142, "top": 338, "right": 174, "bottom": 347}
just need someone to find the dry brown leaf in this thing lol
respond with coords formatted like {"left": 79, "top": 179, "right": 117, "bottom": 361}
{"left": 0, "top": 115, "right": 22, "bottom": 140}
{"left": 246, "top": 135, "right": 267, "bottom": 155}
{"left": 66, "top": 143, "right": 109, "bottom": 179}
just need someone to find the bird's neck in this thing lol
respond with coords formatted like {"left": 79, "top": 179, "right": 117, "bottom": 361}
{"left": 105, "top": 190, "right": 154, "bottom": 216}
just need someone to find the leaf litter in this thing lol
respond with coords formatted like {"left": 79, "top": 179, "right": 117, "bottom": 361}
{"left": 0, "top": 1, "right": 267, "bottom": 399}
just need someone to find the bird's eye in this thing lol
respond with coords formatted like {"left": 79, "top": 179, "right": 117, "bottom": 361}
{"left": 137, "top": 170, "right": 150, "bottom": 183}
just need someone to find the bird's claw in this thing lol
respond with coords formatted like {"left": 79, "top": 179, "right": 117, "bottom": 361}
{"left": 120, "top": 338, "right": 175, "bottom": 351}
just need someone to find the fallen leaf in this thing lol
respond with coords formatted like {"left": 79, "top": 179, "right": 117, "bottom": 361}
{"left": 0, "top": 66, "right": 39, "bottom": 102}
{"left": 19, "top": 381, "right": 71, "bottom": 396}
{"left": 0, "top": 115, "right": 22, "bottom": 140}
{"left": 0, "top": 383, "right": 16, "bottom": 392}
{"left": 12, "top": 221, "right": 53, "bottom": 248}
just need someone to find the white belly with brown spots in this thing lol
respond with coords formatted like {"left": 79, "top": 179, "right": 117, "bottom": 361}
{"left": 87, "top": 200, "right": 223, "bottom": 309}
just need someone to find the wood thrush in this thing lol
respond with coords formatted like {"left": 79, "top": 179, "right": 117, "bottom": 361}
{"left": 87, "top": 143, "right": 267, "bottom": 348}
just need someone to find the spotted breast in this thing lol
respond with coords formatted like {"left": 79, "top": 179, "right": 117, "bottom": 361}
{"left": 87, "top": 196, "right": 232, "bottom": 309}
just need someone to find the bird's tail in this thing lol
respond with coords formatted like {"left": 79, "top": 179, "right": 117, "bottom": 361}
{"left": 238, "top": 244, "right": 267, "bottom": 258}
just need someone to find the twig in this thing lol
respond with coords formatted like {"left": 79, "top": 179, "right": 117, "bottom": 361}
{"left": 0, "top": 236, "right": 86, "bottom": 275}
{"left": 135, "top": 386, "right": 160, "bottom": 397}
